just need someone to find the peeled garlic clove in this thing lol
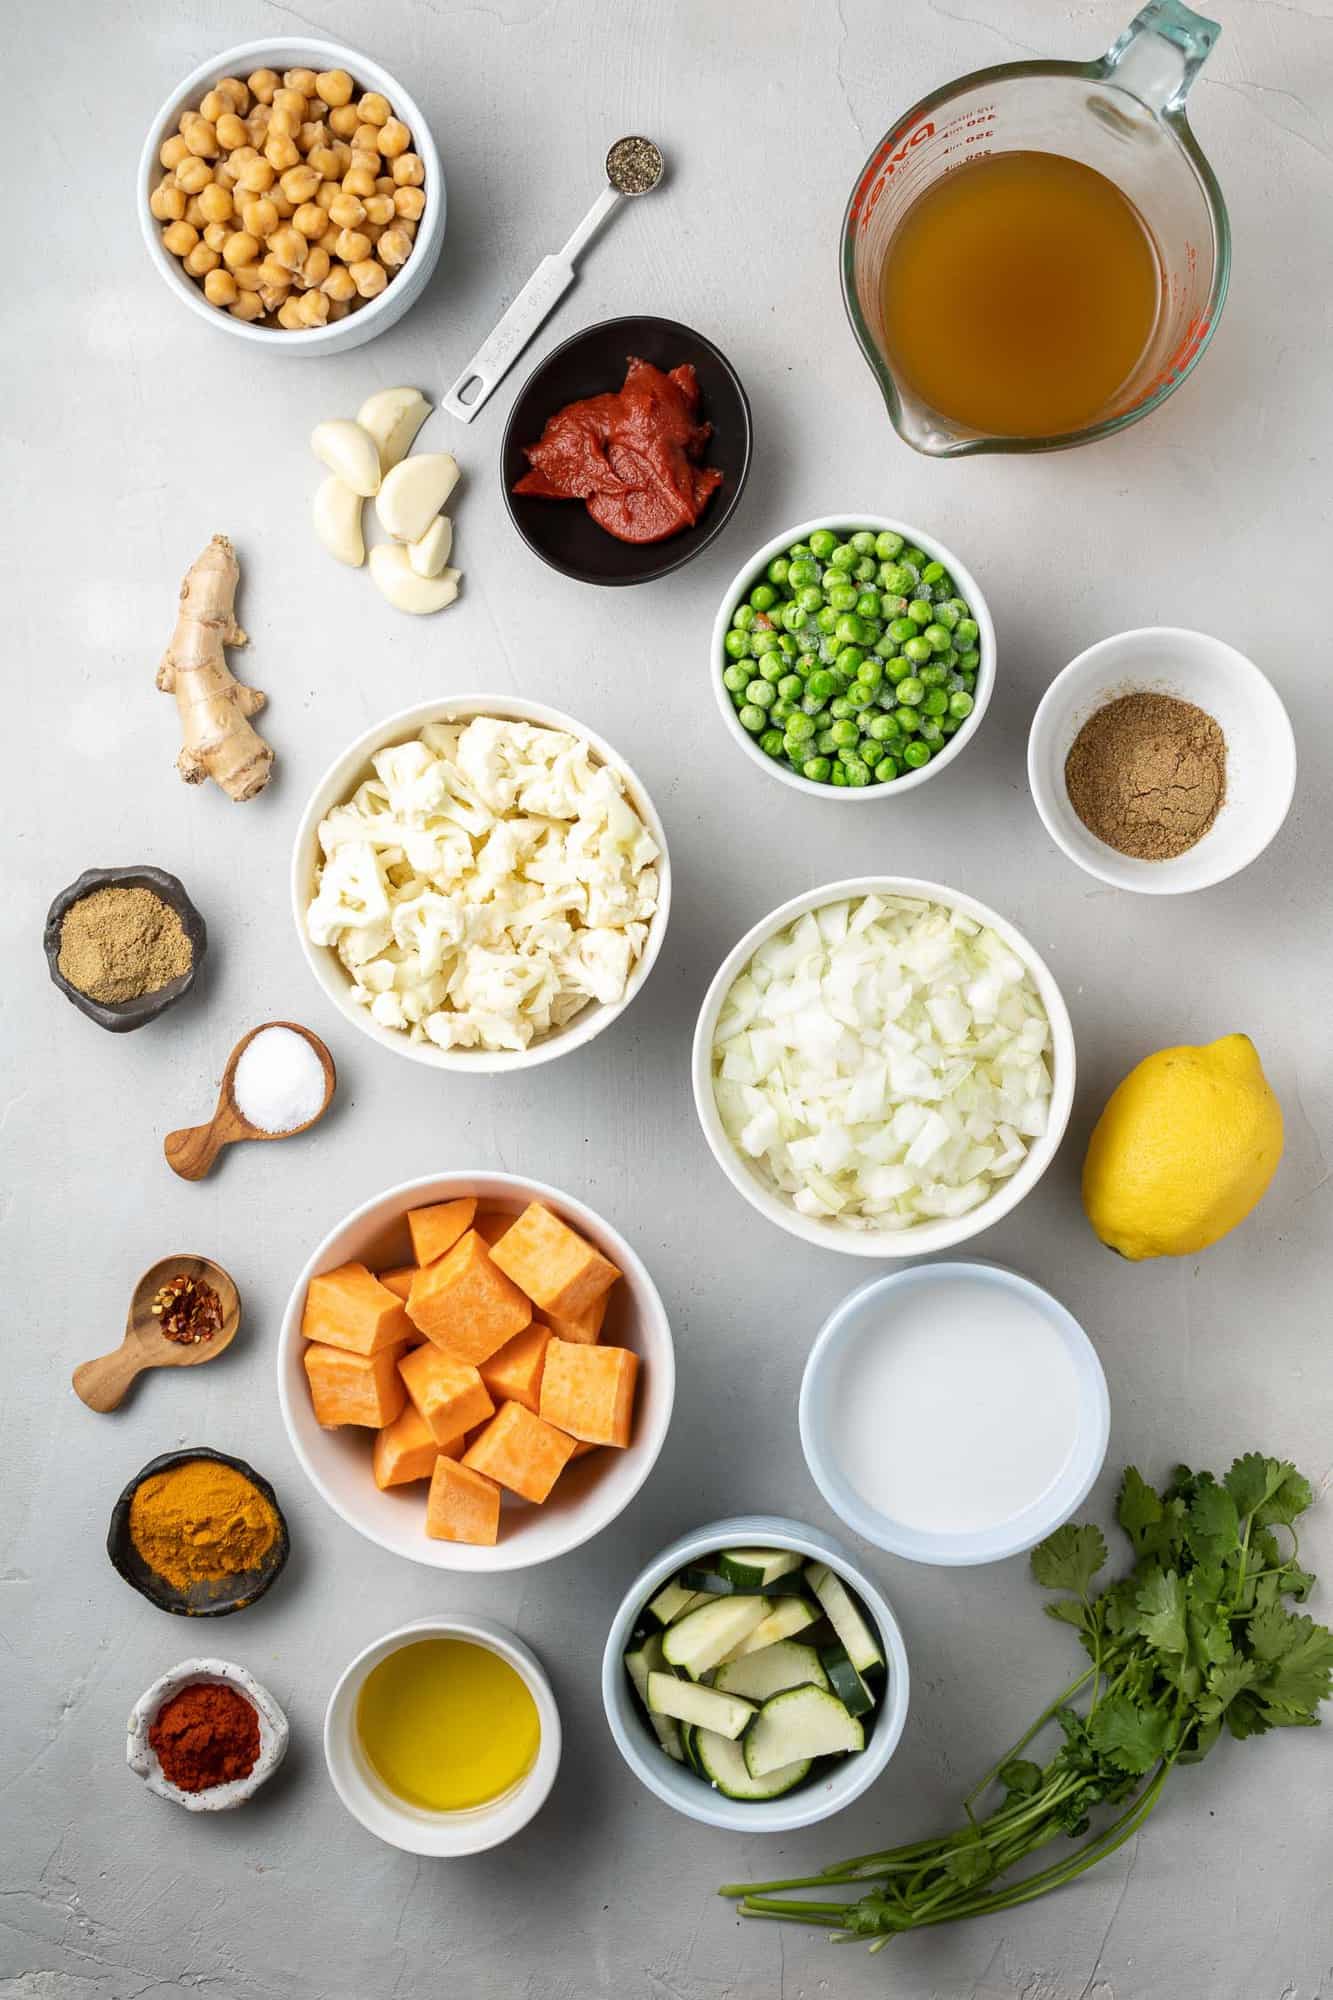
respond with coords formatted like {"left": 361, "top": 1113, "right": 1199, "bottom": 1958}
{"left": 357, "top": 386, "right": 431, "bottom": 473}
{"left": 369, "top": 543, "right": 460, "bottom": 614}
{"left": 312, "top": 476, "right": 366, "bottom": 567}
{"left": 310, "top": 419, "right": 381, "bottom": 498}
{"left": 408, "top": 515, "right": 453, "bottom": 578}
{"left": 376, "top": 453, "right": 460, "bottom": 544}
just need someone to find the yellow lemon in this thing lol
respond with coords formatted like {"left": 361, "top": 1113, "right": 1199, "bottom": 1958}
{"left": 1082, "top": 1034, "right": 1283, "bottom": 1260}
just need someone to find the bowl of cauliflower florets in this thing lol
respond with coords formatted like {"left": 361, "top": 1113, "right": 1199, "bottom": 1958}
{"left": 292, "top": 698, "right": 671, "bottom": 1071}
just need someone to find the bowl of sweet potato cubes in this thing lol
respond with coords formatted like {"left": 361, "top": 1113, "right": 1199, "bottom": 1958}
{"left": 277, "top": 1173, "right": 675, "bottom": 1571}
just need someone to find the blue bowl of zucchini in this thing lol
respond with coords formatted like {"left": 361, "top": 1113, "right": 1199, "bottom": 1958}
{"left": 602, "top": 1515, "right": 909, "bottom": 1831}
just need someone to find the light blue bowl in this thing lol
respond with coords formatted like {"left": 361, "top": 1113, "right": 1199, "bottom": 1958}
{"left": 800, "top": 1262, "right": 1110, "bottom": 1567}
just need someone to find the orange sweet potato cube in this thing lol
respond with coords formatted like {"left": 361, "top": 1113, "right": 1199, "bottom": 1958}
{"left": 539, "top": 1340, "right": 639, "bottom": 1448}
{"left": 373, "top": 1403, "right": 443, "bottom": 1488}
{"left": 406, "top": 1197, "right": 478, "bottom": 1267}
{"left": 543, "top": 1292, "right": 609, "bottom": 1346}
{"left": 407, "top": 1231, "right": 532, "bottom": 1362}
{"left": 489, "top": 1203, "right": 621, "bottom": 1320}
{"left": 480, "top": 1321, "right": 552, "bottom": 1415}
{"left": 473, "top": 1209, "right": 515, "bottom": 1247}
{"left": 304, "top": 1340, "right": 407, "bottom": 1429}
{"left": 426, "top": 1457, "right": 501, "bottom": 1545}
{"left": 398, "top": 1343, "right": 494, "bottom": 1445}
{"left": 377, "top": 1265, "right": 417, "bottom": 1302}
{"left": 301, "top": 1262, "right": 414, "bottom": 1355}
{"left": 462, "top": 1400, "right": 576, "bottom": 1503}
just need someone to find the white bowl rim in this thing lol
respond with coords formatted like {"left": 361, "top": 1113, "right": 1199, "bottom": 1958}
{"left": 1027, "top": 624, "right": 1297, "bottom": 895}
{"left": 290, "top": 695, "right": 672, "bottom": 1073}
{"left": 690, "top": 875, "right": 1075, "bottom": 1257}
{"left": 276, "top": 1169, "right": 676, "bottom": 1572}
{"left": 601, "top": 1513, "right": 910, "bottom": 1832}
{"left": 323, "top": 1614, "right": 561, "bottom": 1854}
{"left": 799, "top": 1260, "right": 1110, "bottom": 1566}
{"left": 710, "top": 514, "right": 996, "bottom": 800}
{"left": 138, "top": 36, "right": 444, "bottom": 350}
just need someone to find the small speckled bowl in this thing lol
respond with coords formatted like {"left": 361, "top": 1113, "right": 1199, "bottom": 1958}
{"left": 108, "top": 1447, "right": 290, "bottom": 1617}
{"left": 44, "top": 865, "right": 206, "bottom": 1032}
{"left": 128, "top": 1658, "right": 288, "bottom": 1812}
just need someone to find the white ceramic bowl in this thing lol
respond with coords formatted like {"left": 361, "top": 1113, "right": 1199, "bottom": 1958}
{"left": 277, "top": 1171, "right": 675, "bottom": 1572}
{"left": 324, "top": 1615, "right": 560, "bottom": 1854}
{"left": 291, "top": 696, "right": 671, "bottom": 1073}
{"left": 1028, "top": 627, "right": 1296, "bottom": 894}
{"left": 127, "top": 1658, "right": 288, "bottom": 1812}
{"left": 800, "top": 1263, "right": 1110, "bottom": 1566}
{"left": 711, "top": 515, "right": 995, "bottom": 799}
{"left": 138, "top": 38, "right": 445, "bottom": 354}
{"left": 602, "top": 1513, "right": 910, "bottom": 1832}
{"left": 691, "top": 876, "right": 1075, "bottom": 1257}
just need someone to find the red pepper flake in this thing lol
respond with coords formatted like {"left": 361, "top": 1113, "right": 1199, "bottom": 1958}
{"left": 152, "top": 1273, "right": 223, "bottom": 1346}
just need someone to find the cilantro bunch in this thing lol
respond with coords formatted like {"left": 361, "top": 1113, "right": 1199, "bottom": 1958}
{"left": 720, "top": 1456, "right": 1332, "bottom": 1947}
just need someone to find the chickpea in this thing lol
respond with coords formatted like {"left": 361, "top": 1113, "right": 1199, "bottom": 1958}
{"left": 314, "top": 181, "right": 338, "bottom": 212}
{"left": 393, "top": 152, "right": 425, "bottom": 188}
{"left": 377, "top": 118, "right": 411, "bottom": 159}
{"left": 315, "top": 223, "right": 342, "bottom": 255}
{"left": 393, "top": 185, "right": 426, "bottom": 222}
{"left": 175, "top": 156, "right": 214, "bottom": 195}
{"left": 184, "top": 243, "right": 222, "bottom": 276}
{"left": 265, "top": 134, "right": 300, "bottom": 171}
{"left": 236, "top": 156, "right": 275, "bottom": 193}
{"left": 199, "top": 182, "right": 233, "bottom": 224}
{"left": 358, "top": 91, "right": 390, "bottom": 127}
{"left": 328, "top": 104, "right": 359, "bottom": 138}
{"left": 268, "top": 107, "right": 298, "bottom": 142}
{"left": 222, "top": 229, "right": 261, "bottom": 270}
{"left": 160, "top": 133, "right": 189, "bottom": 170}
{"left": 228, "top": 143, "right": 258, "bottom": 169}
{"left": 297, "top": 289, "right": 331, "bottom": 326}
{"left": 277, "top": 296, "right": 305, "bottom": 330}
{"left": 342, "top": 165, "right": 377, "bottom": 199}
{"left": 321, "top": 262, "right": 357, "bottom": 302}
{"left": 182, "top": 116, "right": 220, "bottom": 159}
{"left": 215, "top": 110, "right": 248, "bottom": 151}
{"left": 270, "top": 224, "right": 308, "bottom": 271}
{"left": 274, "top": 86, "right": 307, "bottom": 119}
{"left": 363, "top": 193, "right": 394, "bottom": 226}
{"left": 397, "top": 217, "right": 417, "bottom": 243}
{"left": 202, "top": 220, "right": 229, "bottom": 252}
{"left": 377, "top": 226, "right": 412, "bottom": 268}
{"left": 271, "top": 191, "right": 296, "bottom": 218}
{"left": 374, "top": 174, "right": 395, "bottom": 195}
{"left": 215, "top": 77, "right": 250, "bottom": 113}
{"left": 316, "top": 68, "right": 354, "bottom": 107}
{"left": 230, "top": 290, "right": 266, "bottom": 322}
{"left": 292, "top": 201, "right": 326, "bottom": 237}
{"left": 281, "top": 164, "right": 320, "bottom": 203}
{"left": 242, "top": 195, "right": 278, "bottom": 237}
{"left": 246, "top": 104, "right": 271, "bottom": 141}
{"left": 297, "top": 120, "right": 327, "bottom": 155}
{"left": 247, "top": 68, "right": 280, "bottom": 104}
{"left": 327, "top": 190, "right": 365, "bottom": 229}
{"left": 303, "top": 243, "right": 332, "bottom": 283}
{"left": 232, "top": 262, "right": 265, "bottom": 291}
{"left": 150, "top": 179, "right": 187, "bottom": 223}
{"left": 331, "top": 139, "right": 354, "bottom": 174}
{"left": 203, "top": 266, "right": 239, "bottom": 306}
{"left": 349, "top": 257, "right": 387, "bottom": 298}
{"left": 335, "top": 227, "right": 371, "bottom": 264}
{"left": 284, "top": 67, "right": 319, "bottom": 95}
{"left": 327, "top": 298, "right": 351, "bottom": 321}
{"left": 199, "top": 88, "right": 228, "bottom": 122}
{"left": 162, "top": 219, "right": 198, "bottom": 257}
{"left": 184, "top": 196, "right": 207, "bottom": 227}
{"left": 214, "top": 159, "right": 238, "bottom": 190}
{"left": 257, "top": 267, "right": 292, "bottom": 298}
{"left": 308, "top": 144, "right": 340, "bottom": 180}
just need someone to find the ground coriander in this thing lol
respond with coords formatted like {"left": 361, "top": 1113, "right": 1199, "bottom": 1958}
{"left": 1064, "top": 691, "right": 1226, "bottom": 860}
{"left": 57, "top": 885, "right": 192, "bottom": 1003}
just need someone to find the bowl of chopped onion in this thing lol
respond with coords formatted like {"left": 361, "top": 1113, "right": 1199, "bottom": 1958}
{"left": 691, "top": 879, "right": 1075, "bottom": 1256}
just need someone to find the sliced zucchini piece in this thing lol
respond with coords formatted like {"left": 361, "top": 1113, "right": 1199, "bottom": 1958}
{"left": 645, "top": 1579, "right": 699, "bottom": 1627}
{"left": 679, "top": 1721, "right": 706, "bottom": 1777}
{"left": 677, "top": 1564, "right": 808, "bottom": 1598}
{"left": 716, "top": 1595, "right": 817, "bottom": 1664}
{"left": 743, "top": 1684, "right": 865, "bottom": 1779}
{"left": 623, "top": 1633, "right": 685, "bottom": 1760}
{"left": 718, "top": 1548, "right": 804, "bottom": 1590}
{"left": 820, "top": 1642, "right": 875, "bottom": 1718}
{"left": 694, "top": 1727, "right": 811, "bottom": 1800}
{"left": 646, "top": 1671, "right": 756, "bottom": 1741}
{"left": 804, "top": 1563, "right": 884, "bottom": 1676}
{"left": 660, "top": 1595, "right": 771, "bottom": 1678}
{"left": 715, "top": 1639, "right": 829, "bottom": 1702}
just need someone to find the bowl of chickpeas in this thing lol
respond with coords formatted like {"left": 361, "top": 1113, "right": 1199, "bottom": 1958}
{"left": 139, "top": 39, "right": 444, "bottom": 351}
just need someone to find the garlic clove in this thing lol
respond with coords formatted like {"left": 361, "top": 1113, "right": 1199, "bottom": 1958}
{"left": 375, "top": 453, "right": 460, "bottom": 544}
{"left": 408, "top": 514, "right": 453, "bottom": 578}
{"left": 310, "top": 419, "right": 381, "bottom": 498}
{"left": 369, "top": 543, "right": 461, "bottom": 615}
{"left": 312, "top": 476, "right": 366, "bottom": 567}
{"left": 357, "top": 387, "right": 431, "bottom": 474}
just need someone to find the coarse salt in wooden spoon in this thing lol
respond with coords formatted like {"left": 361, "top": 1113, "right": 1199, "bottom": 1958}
{"left": 164, "top": 1020, "right": 336, "bottom": 1182}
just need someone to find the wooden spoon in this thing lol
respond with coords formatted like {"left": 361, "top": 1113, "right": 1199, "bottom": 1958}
{"left": 73, "top": 1255, "right": 241, "bottom": 1413}
{"left": 164, "top": 1020, "right": 336, "bottom": 1182}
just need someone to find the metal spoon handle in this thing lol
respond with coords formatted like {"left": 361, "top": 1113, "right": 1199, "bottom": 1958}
{"left": 440, "top": 185, "right": 622, "bottom": 424}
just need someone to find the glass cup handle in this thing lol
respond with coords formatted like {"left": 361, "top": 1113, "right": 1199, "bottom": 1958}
{"left": 1103, "top": 0, "right": 1221, "bottom": 114}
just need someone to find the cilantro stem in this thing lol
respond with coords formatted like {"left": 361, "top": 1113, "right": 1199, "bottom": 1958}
{"left": 963, "top": 1665, "right": 1095, "bottom": 1812}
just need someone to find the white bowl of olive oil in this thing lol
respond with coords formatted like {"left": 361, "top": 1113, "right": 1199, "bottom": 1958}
{"left": 324, "top": 1615, "right": 561, "bottom": 1854}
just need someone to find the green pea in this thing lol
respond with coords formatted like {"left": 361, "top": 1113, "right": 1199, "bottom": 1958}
{"left": 722, "top": 663, "right": 749, "bottom": 695}
{"left": 894, "top": 705, "right": 921, "bottom": 733}
{"left": 733, "top": 602, "right": 757, "bottom": 632}
{"left": 816, "top": 605, "right": 839, "bottom": 634}
{"left": 922, "top": 689, "right": 949, "bottom": 717}
{"left": 778, "top": 632, "right": 798, "bottom": 657}
{"left": 920, "top": 559, "right": 946, "bottom": 585}
{"left": 785, "top": 710, "right": 816, "bottom": 743}
{"left": 749, "top": 585, "right": 777, "bottom": 616}
{"left": 808, "top": 528, "right": 838, "bottom": 560}
{"left": 831, "top": 718, "right": 859, "bottom": 749}
{"left": 795, "top": 626, "right": 820, "bottom": 653}
{"left": 941, "top": 716, "right": 961, "bottom": 736}
{"left": 956, "top": 618, "right": 979, "bottom": 647}
{"left": 746, "top": 679, "right": 776, "bottom": 709}
{"left": 937, "top": 648, "right": 959, "bottom": 671}
{"left": 759, "top": 727, "right": 784, "bottom": 757}
{"left": 875, "top": 529, "right": 905, "bottom": 560}
{"left": 830, "top": 541, "right": 857, "bottom": 570}
{"left": 789, "top": 541, "right": 813, "bottom": 559}
{"left": 887, "top": 616, "right": 916, "bottom": 644}
{"left": 835, "top": 614, "right": 867, "bottom": 645}
{"left": 756, "top": 654, "right": 784, "bottom": 685}
{"left": 879, "top": 592, "right": 908, "bottom": 619}
{"left": 924, "top": 624, "right": 952, "bottom": 653}
{"left": 897, "top": 676, "right": 925, "bottom": 705}
{"left": 771, "top": 698, "right": 796, "bottom": 724}
{"left": 765, "top": 556, "right": 789, "bottom": 586}
{"left": 796, "top": 585, "right": 823, "bottom": 615}
{"left": 858, "top": 657, "right": 884, "bottom": 692}
{"left": 873, "top": 755, "right": 900, "bottom": 783}
{"left": 816, "top": 727, "right": 839, "bottom": 754}
{"left": 902, "top": 740, "right": 931, "bottom": 769}
{"left": 949, "top": 690, "right": 975, "bottom": 719}
{"left": 868, "top": 711, "right": 900, "bottom": 742}
{"left": 738, "top": 704, "right": 766, "bottom": 734}
{"left": 776, "top": 673, "right": 803, "bottom": 702}
{"left": 853, "top": 557, "right": 877, "bottom": 583}
{"left": 885, "top": 655, "right": 911, "bottom": 684}
{"left": 917, "top": 719, "right": 943, "bottom": 746}
{"left": 880, "top": 563, "right": 911, "bottom": 596}
{"left": 837, "top": 646, "right": 865, "bottom": 677}
{"left": 873, "top": 633, "right": 897, "bottom": 660}
{"left": 956, "top": 649, "right": 980, "bottom": 675}
{"left": 904, "top": 635, "right": 932, "bottom": 666}
{"left": 788, "top": 557, "right": 820, "bottom": 588}
{"left": 803, "top": 697, "right": 830, "bottom": 723}
{"left": 855, "top": 590, "right": 881, "bottom": 621}
{"left": 903, "top": 545, "right": 928, "bottom": 568}
{"left": 806, "top": 668, "right": 837, "bottom": 703}
{"left": 782, "top": 602, "right": 807, "bottom": 633}
{"left": 896, "top": 562, "right": 920, "bottom": 591}
{"left": 846, "top": 682, "right": 875, "bottom": 711}
{"left": 751, "top": 628, "right": 780, "bottom": 657}
{"left": 907, "top": 600, "right": 932, "bottom": 627}
{"left": 919, "top": 663, "right": 948, "bottom": 688}
{"left": 933, "top": 601, "right": 961, "bottom": 630}
{"left": 843, "top": 756, "right": 872, "bottom": 786}
{"left": 803, "top": 755, "right": 832, "bottom": 782}
{"left": 850, "top": 531, "right": 877, "bottom": 556}
{"left": 831, "top": 764, "right": 849, "bottom": 785}
{"left": 858, "top": 707, "right": 879, "bottom": 736}
{"left": 827, "top": 580, "right": 858, "bottom": 612}
{"left": 829, "top": 696, "right": 854, "bottom": 720}
{"left": 724, "top": 629, "right": 751, "bottom": 660}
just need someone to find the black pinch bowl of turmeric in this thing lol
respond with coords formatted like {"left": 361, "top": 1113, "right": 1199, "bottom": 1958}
{"left": 44, "top": 865, "right": 207, "bottom": 1033}
{"left": 107, "top": 1447, "right": 290, "bottom": 1618}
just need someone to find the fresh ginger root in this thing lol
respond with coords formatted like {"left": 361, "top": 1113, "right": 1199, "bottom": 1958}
{"left": 157, "top": 535, "right": 273, "bottom": 801}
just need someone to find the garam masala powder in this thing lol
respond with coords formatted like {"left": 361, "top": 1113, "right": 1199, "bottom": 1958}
{"left": 128, "top": 1458, "right": 278, "bottom": 1594}
{"left": 1064, "top": 691, "right": 1227, "bottom": 861}
{"left": 57, "top": 884, "right": 191, "bottom": 1003}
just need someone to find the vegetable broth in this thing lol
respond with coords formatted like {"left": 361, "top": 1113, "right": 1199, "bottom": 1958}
{"left": 879, "top": 151, "right": 1161, "bottom": 438}
{"left": 357, "top": 1637, "right": 539, "bottom": 1812}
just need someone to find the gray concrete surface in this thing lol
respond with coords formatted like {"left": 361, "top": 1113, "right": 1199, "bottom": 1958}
{"left": 5, "top": 2, "right": 1331, "bottom": 1997}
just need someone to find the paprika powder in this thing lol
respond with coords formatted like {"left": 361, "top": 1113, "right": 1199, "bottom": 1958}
{"left": 149, "top": 1681, "right": 261, "bottom": 1793}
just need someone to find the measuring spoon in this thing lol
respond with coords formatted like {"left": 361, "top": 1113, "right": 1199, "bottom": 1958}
{"left": 164, "top": 1020, "right": 336, "bottom": 1181}
{"left": 73, "top": 1255, "right": 241, "bottom": 1413}
{"left": 440, "top": 135, "right": 665, "bottom": 424}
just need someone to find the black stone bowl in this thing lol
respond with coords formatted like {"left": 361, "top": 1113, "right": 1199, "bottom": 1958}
{"left": 44, "top": 865, "right": 206, "bottom": 1033}
{"left": 108, "top": 1447, "right": 290, "bottom": 1618}
{"left": 502, "top": 315, "right": 752, "bottom": 586}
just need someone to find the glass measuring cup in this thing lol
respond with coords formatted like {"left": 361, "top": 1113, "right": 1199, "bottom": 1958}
{"left": 842, "top": 0, "right": 1229, "bottom": 456}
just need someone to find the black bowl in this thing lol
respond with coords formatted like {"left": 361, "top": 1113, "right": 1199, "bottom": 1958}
{"left": 44, "top": 865, "right": 206, "bottom": 1033}
{"left": 502, "top": 315, "right": 752, "bottom": 586}
{"left": 108, "top": 1447, "right": 290, "bottom": 1618}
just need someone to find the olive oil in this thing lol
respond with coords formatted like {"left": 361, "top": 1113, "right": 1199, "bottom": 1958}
{"left": 879, "top": 151, "right": 1161, "bottom": 439}
{"left": 357, "top": 1638, "right": 540, "bottom": 1812}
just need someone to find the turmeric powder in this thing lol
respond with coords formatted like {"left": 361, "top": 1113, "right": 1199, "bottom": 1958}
{"left": 128, "top": 1458, "right": 278, "bottom": 1593}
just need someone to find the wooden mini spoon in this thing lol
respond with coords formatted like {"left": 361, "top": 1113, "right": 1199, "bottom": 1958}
{"left": 164, "top": 1021, "right": 336, "bottom": 1182}
{"left": 73, "top": 1255, "right": 241, "bottom": 1413}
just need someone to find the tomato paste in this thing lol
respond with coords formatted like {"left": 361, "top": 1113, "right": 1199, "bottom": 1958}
{"left": 513, "top": 357, "right": 723, "bottom": 544}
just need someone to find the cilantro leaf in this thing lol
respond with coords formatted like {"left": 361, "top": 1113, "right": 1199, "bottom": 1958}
{"left": 944, "top": 1844, "right": 995, "bottom": 1888}
{"left": 1087, "top": 1695, "right": 1173, "bottom": 1774}
{"left": 1135, "top": 1568, "right": 1188, "bottom": 1655}
{"left": 998, "top": 1759, "right": 1043, "bottom": 1798}
{"left": 1224, "top": 1452, "right": 1286, "bottom": 1520}
{"left": 1256, "top": 1467, "right": 1314, "bottom": 1528}
{"left": 1247, "top": 1602, "right": 1304, "bottom": 1663}
{"left": 1031, "top": 1524, "right": 1107, "bottom": 1597}
{"left": 1258, "top": 1622, "right": 1333, "bottom": 1716}
{"left": 1196, "top": 1659, "right": 1259, "bottom": 1723}
{"left": 1187, "top": 1480, "right": 1240, "bottom": 1564}
{"left": 1044, "top": 1598, "right": 1093, "bottom": 1632}
{"left": 1118, "top": 1466, "right": 1163, "bottom": 1547}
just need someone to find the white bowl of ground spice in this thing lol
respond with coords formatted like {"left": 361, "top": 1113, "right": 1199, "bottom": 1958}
{"left": 1027, "top": 628, "right": 1296, "bottom": 895}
